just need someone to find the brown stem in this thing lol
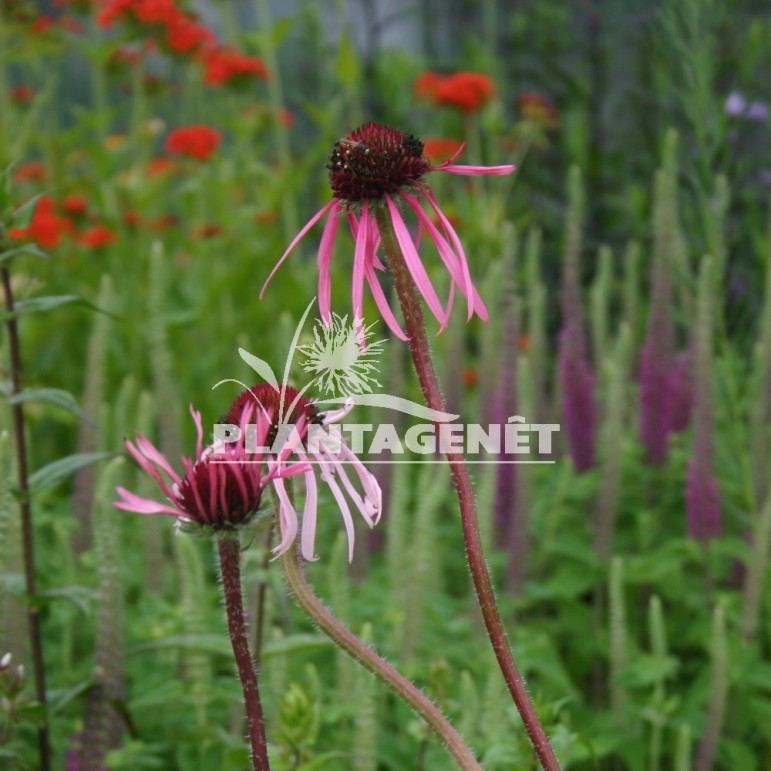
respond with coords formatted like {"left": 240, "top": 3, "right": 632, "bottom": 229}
{"left": 217, "top": 535, "right": 270, "bottom": 770}
{"left": 373, "top": 207, "right": 560, "bottom": 771}
{"left": 1, "top": 264, "right": 50, "bottom": 771}
{"left": 280, "top": 544, "right": 482, "bottom": 770}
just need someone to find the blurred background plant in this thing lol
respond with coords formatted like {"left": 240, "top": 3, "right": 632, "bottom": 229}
{"left": 0, "top": 0, "right": 770, "bottom": 768}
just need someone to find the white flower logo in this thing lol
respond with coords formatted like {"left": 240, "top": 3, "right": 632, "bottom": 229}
{"left": 299, "top": 314, "right": 385, "bottom": 397}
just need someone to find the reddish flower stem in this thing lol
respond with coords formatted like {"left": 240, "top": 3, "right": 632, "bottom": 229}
{"left": 373, "top": 207, "right": 560, "bottom": 771}
{"left": 217, "top": 536, "right": 270, "bottom": 770}
{"left": 1, "top": 264, "right": 50, "bottom": 771}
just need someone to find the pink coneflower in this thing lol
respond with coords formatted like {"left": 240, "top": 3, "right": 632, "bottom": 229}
{"left": 117, "top": 385, "right": 381, "bottom": 562}
{"left": 222, "top": 385, "right": 382, "bottom": 562}
{"left": 260, "top": 122, "right": 515, "bottom": 337}
{"left": 115, "top": 403, "right": 296, "bottom": 530}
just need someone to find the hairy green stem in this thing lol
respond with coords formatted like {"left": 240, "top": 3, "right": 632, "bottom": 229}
{"left": 1, "top": 264, "right": 50, "bottom": 770}
{"left": 280, "top": 546, "right": 482, "bottom": 770}
{"left": 373, "top": 207, "right": 559, "bottom": 770}
{"left": 217, "top": 536, "right": 270, "bottom": 770}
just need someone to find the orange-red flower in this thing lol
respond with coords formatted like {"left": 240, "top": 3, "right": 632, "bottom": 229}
{"left": 462, "top": 369, "right": 479, "bottom": 388}
{"left": 414, "top": 71, "right": 442, "bottom": 102}
{"left": 164, "top": 14, "right": 215, "bottom": 54}
{"left": 28, "top": 16, "right": 55, "bottom": 35}
{"left": 191, "top": 223, "right": 222, "bottom": 239}
{"left": 423, "top": 138, "right": 464, "bottom": 163}
{"left": 122, "top": 211, "right": 142, "bottom": 228}
{"left": 165, "top": 126, "right": 221, "bottom": 161}
{"left": 202, "top": 47, "right": 269, "bottom": 86}
{"left": 10, "top": 85, "right": 34, "bottom": 105}
{"left": 434, "top": 73, "right": 495, "bottom": 114}
{"left": 78, "top": 225, "right": 116, "bottom": 249}
{"left": 147, "top": 156, "right": 176, "bottom": 177}
{"left": 517, "top": 94, "right": 559, "bottom": 129}
{"left": 61, "top": 194, "right": 88, "bottom": 216}
{"left": 9, "top": 196, "right": 73, "bottom": 249}
{"left": 13, "top": 162, "right": 46, "bottom": 184}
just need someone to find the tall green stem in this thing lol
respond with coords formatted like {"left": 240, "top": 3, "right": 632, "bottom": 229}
{"left": 280, "top": 545, "right": 482, "bottom": 770}
{"left": 373, "top": 207, "right": 560, "bottom": 771}
{"left": 1, "top": 263, "right": 50, "bottom": 770}
{"left": 217, "top": 535, "right": 270, "bottom": 770}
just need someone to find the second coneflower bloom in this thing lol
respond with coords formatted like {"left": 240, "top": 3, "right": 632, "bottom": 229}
{"left": 222, "top": 384, "right": 382, "bottom": 562}
{"left": 260, "top": 122, "right": 515, "bottom": 337}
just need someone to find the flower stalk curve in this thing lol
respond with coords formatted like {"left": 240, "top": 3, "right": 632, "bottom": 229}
{"left": 280, "top": 540, "right": 482, "bottom": 770}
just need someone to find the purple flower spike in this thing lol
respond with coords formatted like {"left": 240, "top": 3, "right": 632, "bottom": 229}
{"left": 638, "top": 341, "right": 673, "bottom": 464}
{"left": 686, "top": 460, "right": 721, "bottom": 542}
{"left": 559, "top": 329, "right": 596, "bottom": 472}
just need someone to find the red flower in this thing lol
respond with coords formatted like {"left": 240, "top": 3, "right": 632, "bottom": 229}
{"left": 462, "top": 369, "right": 479, "bottom": 388}
{"left": 149, "top": 214, "right": 179, "bottom": 231}
{"left": 191, "top": 224, "right": 222, "bottom": 239}
{"left": 122, "top": 211, "right": 142, "bottom": 228}
{"left": 423, "top": 138, "right": 464, "bottom": 163}
{"left": 165, "top": 126, "right": 221, "bottom": 161}
{"left": 517, "top": 94, "right": 559, "bottom": 129}
{"left": 434, "top": 72, "right": 495, "bottom": 114}
{"left": 78, "top": 225, "right": 116, "bottom": 249}
{"left": 278, "top": 108, "right": 293, "bottom": 127}
{"left": 28, "top": 17, "right": 55, "bottom": 35}
{"left": 147, "top": 157, "right": 176, "bottom": 177}
{"left": 414, "top": 71, "right": 442, "bottom": 102}
{"left": 61, "top": 194, "right": 88, "bottom": 216}
{"left": 164, "top": 14, "right": 215, "bottom": 54}
{"left": 13, "top": 162, "right": 46, "bottom": 184}
{"left": 10, "top": 85, "right": 35, "bottom": 105}
{"left": 202, "top": 47, "right": 269, "bottom": 86}
{"left": 9, "top": 196, "right": 73, "bottom": 249}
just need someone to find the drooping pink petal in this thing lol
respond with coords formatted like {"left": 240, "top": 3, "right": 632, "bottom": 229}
{"left": 352, "top": 201, "right": 369, "bottom": 333}
{"left": 315, "top": 454, "right": 356, "bottom": 561}
{"left": 114, "top": 487, "right": 183, "bottom": 518}
{"left": 438, "top": 163, "right": 515, "bottom": 176}
{"left": 385, "top": 194, "right": 447, "bottom": 329}
{"left": 260, "top": 200, "right": 337, "bottom": 298}
{"left": 418, "top": 185, "right": 489, "bottom": 322}
{"left": 318, "top": 444, "right": 372, "bottom": 525}
{"left": 297, "top": 450, "right": 319, "bottom": 561}
{"left": 317, "top": 201, "right": 342, "bottom": 323}
{"left": 271, "top": 475, "right": 299, "bottom": 556}
{"left": 124, "top": 440, "right": 177, "bottom": 501}
{"left": 401, "top": 190, "right": 473, "bottom": 320}
{"left": 365, "top": 261, "right": 409, "bottom": 340}
{"left": 189, "top": 406, "right": 204, "bottom": 459}
{"left": 133, "top": 435, "right": 182, "bottom": 486}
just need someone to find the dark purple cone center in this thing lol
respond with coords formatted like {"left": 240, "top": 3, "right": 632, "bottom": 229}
{"left": 326, "top": 123, "right": 431, "bottom": 203}
{"left": 176, "top": 460, "right": 264, "bottom": 528}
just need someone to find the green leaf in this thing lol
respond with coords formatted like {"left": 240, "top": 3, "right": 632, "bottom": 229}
{"left": 0, "top": 244, "right": 49, "bottom": 264}
{"left": 10, "top": 191, "right": 49, "bottom": 228}
{"left": 28, "top": 451, "right": 115, "bottom": 493}
{"left": 10, "top": 293, "right": 115, "bottom": 318}
{"left": 36, "top": 584, "right": 97, "bottom": 615}
{"left": 50, "top": 678, "right": 95, "bottom": 714}
{"left": 5, "top": 387, "right": 90, "bottom": 422}
{"left": 335, "top": 36, "right": 361, "bottom": 87}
